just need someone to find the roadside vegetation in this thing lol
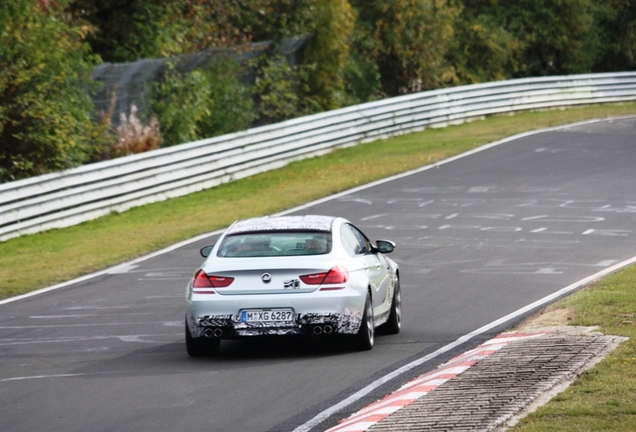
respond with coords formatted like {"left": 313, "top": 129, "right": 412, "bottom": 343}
{"left": 511, "top": 264, "right": 636, "bottom": 431}
{"left": 2, "top": 103, "right": 636, "bottom": 300}
{"left": 2, "top": 0, "right": 636, "bottom": 181}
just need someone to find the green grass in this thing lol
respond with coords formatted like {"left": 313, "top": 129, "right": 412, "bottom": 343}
{"left": 1, "top": 103, "right": 636, "bottom": 300}
{"left": 510, "top": 265, "right": 636, "bottom": 431}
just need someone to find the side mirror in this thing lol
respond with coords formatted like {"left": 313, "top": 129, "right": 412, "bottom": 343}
{"left": 200, "top": 245, "right": 214, "bottom": 258}
{"left": 375, "top": 240, "right": 395, "bottom": 254}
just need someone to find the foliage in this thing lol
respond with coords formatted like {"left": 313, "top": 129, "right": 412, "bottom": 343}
{"left": 85, "top": 110, "right": 118, "bottom": 163}
{"left": 197, "top": 61, "right": 256, "bottom": 137}
{"left": 151, "top": 61, "right": 254, "bottom": 146}
{"left": 67, "top": 0, "right": 354, "bottom": 113}
{"left": 449, "top": 12, "right": 523, "bottom": 84}
{"left": 64, "top": 0, "right": 636, "bottom": 102}
{"left": 343, "top": 43, "right": 385, "bottom": 104}
{"left": 253, "top": 51, "right": 306, "bottom": 124}
{"left": 172, "top": 0, "right": 316, "bottom": 50}
{"left": 351, "top": 0, "right": 461, "bottom": 96}
{"left": 452, "top": 0, "right": 608, "bottom": 81}
{"left": 302, "top": 0, "right": 357, "bottom": 111}
{"left": 3, "top": 0, "right": 636, "bottom": 182}
{"left": 68, "top": 0, "right": 318, "bottom": 61}
{"left": 0, "top": 0, "right": 99, "bottom": 182}
{"left": 448, "top": 0, "right": 636, "bottom": 84}
{"left": 151, "top": 66, "right": 214, "bottom": 146}
{"left": 592, "top": 0, "right": 636, "bottom": 72}
{"left": 66, "top": 0, "right": 179, "bottom": 62}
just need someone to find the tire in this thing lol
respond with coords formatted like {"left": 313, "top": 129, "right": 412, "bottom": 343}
{"left": 185, "top": 320, "right": 220, "bottom": 357}
{"left": 379, "top": 279, "right": 401, "bottom": 335}
{"left": 354, "top": 295, "right": 374, "bottom": 351}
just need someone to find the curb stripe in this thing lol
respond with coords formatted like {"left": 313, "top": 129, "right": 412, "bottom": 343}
{"left": 326, "top": 331, "right": 549, "bottom": 432}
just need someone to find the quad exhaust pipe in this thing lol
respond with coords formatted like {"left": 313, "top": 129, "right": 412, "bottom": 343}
{"left": 204, "top": 325, "right": 333, "bottom": 337}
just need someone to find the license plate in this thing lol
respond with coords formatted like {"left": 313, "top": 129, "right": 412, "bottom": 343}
{"left": 241, "top": 309, "right": 294, "bottom": 323}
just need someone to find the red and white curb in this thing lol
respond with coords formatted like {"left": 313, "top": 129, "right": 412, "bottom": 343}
{"left": 326, "top": 331, "right": 551, "bottom": 432}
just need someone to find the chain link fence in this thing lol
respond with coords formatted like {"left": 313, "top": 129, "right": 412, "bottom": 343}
{"left": 89, "top": 36, "right": 308, "bottom": 126}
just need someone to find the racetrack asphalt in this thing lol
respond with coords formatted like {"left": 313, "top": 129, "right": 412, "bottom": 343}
{"left": 2, "top": 116, "right": 635, "bottom": 432}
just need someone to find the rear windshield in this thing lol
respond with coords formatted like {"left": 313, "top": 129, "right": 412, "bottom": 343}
{"left": 217, "top": 231, "right": 332, "bottom": 257}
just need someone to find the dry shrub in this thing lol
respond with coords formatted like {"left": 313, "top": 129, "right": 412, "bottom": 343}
{"left": 112, "top": 105, "right": 161, "bottom": 158}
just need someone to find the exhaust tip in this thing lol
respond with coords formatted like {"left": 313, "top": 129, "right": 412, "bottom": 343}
{"left": 203, "top": 328, "right": 223, "bottom": 338}
{"left": 323, "top": 325, "right": 333, "bottom": 334}
{"left": 313, "top": 326, "right": 323, "bottom": 335}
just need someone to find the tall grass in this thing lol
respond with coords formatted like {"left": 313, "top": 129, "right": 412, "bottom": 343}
{"left": 112, "top": 104, "right": 161, "bottom": 157}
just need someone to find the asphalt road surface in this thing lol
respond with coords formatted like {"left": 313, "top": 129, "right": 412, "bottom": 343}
{"left": 1, "top": 117, "right": 635, "bottom": 432}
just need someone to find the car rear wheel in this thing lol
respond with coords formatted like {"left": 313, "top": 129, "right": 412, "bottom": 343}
{"left": 354, "top": 295, "right": 374, "bottom": 351}
{"left": 379, "top": 279, "right": 401, "bottom": 335}
{"left": 185, "top": 320, "right": 220, "bottom": 357}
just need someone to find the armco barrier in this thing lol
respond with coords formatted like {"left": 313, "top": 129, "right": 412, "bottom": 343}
{"left": 1, "top": 72, "right": 636, "bottom": 241}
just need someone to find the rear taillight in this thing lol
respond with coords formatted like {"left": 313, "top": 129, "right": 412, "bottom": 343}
{"left": 299, "top": 272, "right": 327, "bottom": 285}
{"left": 193, "top": 270, "right": 213, "bottom": 288}
{"left": 192, "top": 270, "right": 234, "bottom": 289}
{"left": 300, "top": 266, "right": 348, "bottom": 285}
{"left": 208, "top": 275, "right": 234, "bottom": 287}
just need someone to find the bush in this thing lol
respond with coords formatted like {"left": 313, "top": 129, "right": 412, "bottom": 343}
{"left": 253, "top": 52, "right": 306, "bottom": 123}
{"left": 198, "top": 61, "right": 256, "bottom": 137}
{"left": 151, "top": 66, "right": 212, "bottom": 146}
{"left": 151, "top": 60, "right": 255, "bottom": 146}
{"left": 0, "top": 0, "right": 99, "bottom": 182}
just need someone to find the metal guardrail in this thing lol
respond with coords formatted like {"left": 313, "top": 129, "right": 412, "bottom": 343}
{"left": 1, "top": 72, "right": 636, "bottom": 241}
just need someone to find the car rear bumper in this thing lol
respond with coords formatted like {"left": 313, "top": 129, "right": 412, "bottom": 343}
{"left": 186, "top": 311, "right": 362, "bottom": 338}
{"left": 186, "top": 286, "right": 367, "bottom": 338}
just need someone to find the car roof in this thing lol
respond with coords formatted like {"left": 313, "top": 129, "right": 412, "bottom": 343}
{"left": 225, "top": 215, "right": 337, "bottom": 235}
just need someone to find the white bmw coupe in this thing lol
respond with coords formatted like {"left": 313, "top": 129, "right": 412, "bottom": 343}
{"left": 185, "top": 215, "right": 401, "bottom": 356}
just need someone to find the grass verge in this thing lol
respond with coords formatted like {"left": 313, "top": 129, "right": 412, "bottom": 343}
{"left": 511, "top": 265, "right": 636, "bottom": 431}
{"left": 1, "top": 103, "right": 636, "bottom": 300}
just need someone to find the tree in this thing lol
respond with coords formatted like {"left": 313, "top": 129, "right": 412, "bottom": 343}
{"left": 151, "top": 60, "right": 254, "bottom": 146}
{"left": 351, "top": 0, "right": 461, "bottom": 97}
{"left": 68, "top": 0, "right": 316, "bottom": 62}
{"left": 66, "top": 0, "right": 178, "bottom": 62}
{"left": 448, "top": 10, "right": 523, "bottom": 84}
{"left": 454, "top": 0, "right": 604, "bottom": 80}
{"left": 0, "top": 0, "right": 99, "bottom": 182}
{"left": 302, "top": 0, "right": 357, "bottom": 111}
{"left": 592, "top": 0, "right": 636, "bottom": 72}
{"left": 252, "top": 50, "right": 304, "bottom": 124}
